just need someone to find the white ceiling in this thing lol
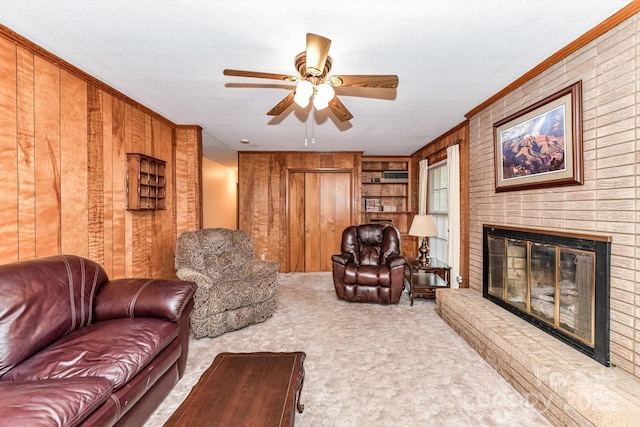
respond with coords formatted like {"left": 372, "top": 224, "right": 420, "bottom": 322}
{"left": 0, "top": 1, "right": 631, "bottom": 168}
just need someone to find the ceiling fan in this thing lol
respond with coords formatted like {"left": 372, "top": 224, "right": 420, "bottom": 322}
{"left": 223, "top": 33, "right": 399, "bottom": 122}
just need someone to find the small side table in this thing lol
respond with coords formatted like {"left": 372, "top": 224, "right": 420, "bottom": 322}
{"left": 405, "top": 258, "right": 451, "bottom": 305}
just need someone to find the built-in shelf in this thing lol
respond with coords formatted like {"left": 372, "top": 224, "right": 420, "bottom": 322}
{"left": 361, "top": 156, "right": 416, "bottom": 257}
{"left": 126, "top": 153, "right": 166, "bottom": 210}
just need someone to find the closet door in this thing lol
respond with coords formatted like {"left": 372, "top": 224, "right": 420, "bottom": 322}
{"left": 288, "top": 172, "right": 306, "bottom": 272}
{"left": 303, "top": 173, "right": 322, "bottom": 271}
{"left": 288, "top": 171, "right": 352, "bottom": 272}
{"left": 318, "top": 172, "right": 351, "bottom": 271}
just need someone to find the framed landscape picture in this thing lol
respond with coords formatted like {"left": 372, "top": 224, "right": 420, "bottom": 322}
{"left": 493, "top": 81, "right": 583, "bottom": 192}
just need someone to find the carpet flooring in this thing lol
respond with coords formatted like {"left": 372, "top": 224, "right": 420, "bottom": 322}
{"left": 145, "top": 272, "right": 551, "bottom": 427}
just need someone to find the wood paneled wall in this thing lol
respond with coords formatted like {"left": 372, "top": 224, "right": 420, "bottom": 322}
{"left": 175, "top": 126, "right": 203, "bottom": 236}
{"left": 410, "top": 121, "right": 470, "bottom": 286}
{"left": 238, "top": 151, "right": 362, "bottom": 271}
{"left": 0, "top": 25, "right": 202, "bottom": 279}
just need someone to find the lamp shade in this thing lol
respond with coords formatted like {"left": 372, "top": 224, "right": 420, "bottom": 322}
{"left": 312, "top": 83, "right": 335, "bottom": 110}
{"left": 408, "top": 214, "right": 437, "bottom": 237}
{"left": 293, "top": 80, "right": 313, "bottom": 108}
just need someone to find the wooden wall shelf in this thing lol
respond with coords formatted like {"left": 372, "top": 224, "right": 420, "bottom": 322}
{"left": 126, "top": 153, "right": 167, "bottom": 210}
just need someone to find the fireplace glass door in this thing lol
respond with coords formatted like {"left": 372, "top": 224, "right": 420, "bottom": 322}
{"left": 506, "top": 239, "right": 527, "bottom": 309}
{"left": 487, "top": 235, "right": 505, "bottom": 300}
{"left": 559, "top": 250, "right": 594, "bottom": 343}
{"left": 486, "top": 237, "right": 595, "bottom": 346}
{"left": 530, "top": 244, "right": 556, "bottom": 324}
{"left": 483, "top": 225, "right": 610, "bottom": 366}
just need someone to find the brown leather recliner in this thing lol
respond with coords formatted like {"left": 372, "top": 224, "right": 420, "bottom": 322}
{"left": 331, "top": 224, "right": 407, "bottom": 304}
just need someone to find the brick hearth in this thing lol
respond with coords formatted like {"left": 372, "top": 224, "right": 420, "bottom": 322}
{"left": 437, "top": 288, "right": 640, "bottom": 426}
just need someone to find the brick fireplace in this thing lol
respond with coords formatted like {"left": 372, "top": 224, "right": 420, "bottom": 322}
{"left": 435, "top": 224, "right": 627, "bottom": 424}
{"left": 482, "top": 224, "right": 611, "bottom": 366}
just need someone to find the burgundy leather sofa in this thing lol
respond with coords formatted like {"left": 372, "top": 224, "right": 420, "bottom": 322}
{"left": 331, "top": 223, "right": 407, "bottom": 304}
{"left": 0, "top": 255, "right": 196, "bottom": 426}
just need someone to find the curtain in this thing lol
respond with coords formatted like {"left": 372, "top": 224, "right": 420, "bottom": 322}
{"left": 416, "top": 159, "right": 429, "bottom": 257}
{"left": 447, "top": 144, "right": 460, "bottom": 288}
{"left": 418, "top": 159, "right": 428, "bottom": 215}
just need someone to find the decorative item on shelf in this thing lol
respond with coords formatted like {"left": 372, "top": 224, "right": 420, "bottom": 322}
{"left": 381, "top": 170, "right": 408, "bottom": 183}
{"left": 364, "top": 198, "right": 381, "bottom": 212}
{"left": 408, "top": 214, "right": 438, "bottom": 266}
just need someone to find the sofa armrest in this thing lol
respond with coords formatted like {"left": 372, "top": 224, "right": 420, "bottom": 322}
{"left": 244, "top": 259, "right": 280, "bottom": 278}
{"left": 93, "top": 278, "right": 196, "bottom": 323}
{"left": 331, "top": 253, "right": 354, "bottom": 266}
{"left": 176, "top": 268, "right": 215, "bottom": 291}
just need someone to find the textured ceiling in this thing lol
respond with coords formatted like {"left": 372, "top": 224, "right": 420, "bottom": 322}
{"left": 0, "top": 1, "right": 631, "bottom": 167}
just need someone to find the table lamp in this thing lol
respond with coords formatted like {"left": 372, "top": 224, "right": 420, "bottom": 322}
{"left": 408, "top": 214, "right": 437, "bottom": 266}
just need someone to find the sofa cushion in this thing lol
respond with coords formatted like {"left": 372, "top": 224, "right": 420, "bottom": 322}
{"left": 0, "top": 255, "right": 108, "bottom": 376}
{"left": 2, "top": 318, "right": 178, "bottom": 390}
{"left": 0, "top": 377, "right": 113, "bottom": 427}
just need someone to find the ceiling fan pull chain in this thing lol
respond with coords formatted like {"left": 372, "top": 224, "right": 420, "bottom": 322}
{"left": 310, "top": 108, "right": 316, "bottom": 144}
{"left": 304, "top": 105, "right": 310, "bottom": 146}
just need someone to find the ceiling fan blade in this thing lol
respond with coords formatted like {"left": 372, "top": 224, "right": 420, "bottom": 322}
{"left": 223, "top": 69, "right": 297, "bottom": 82}
{"left": 329, "top": 74, "right": 399, "bottom": 88}
{"left": 328, "top": 96, "right": 353, "bottom": 122}
{"left": 306, "top": 33, "right": 331, "bottom": 76}
{"left": 267, "top": 91, "right": 296, "bottom": 116}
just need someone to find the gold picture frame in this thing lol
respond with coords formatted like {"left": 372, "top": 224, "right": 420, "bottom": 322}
{"left": 493, "top": 81, "right": 583, "bottom": 192}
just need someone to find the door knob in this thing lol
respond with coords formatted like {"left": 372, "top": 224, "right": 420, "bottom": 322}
{"left": 305, "top": 229, "right": 310, "bottom": 233}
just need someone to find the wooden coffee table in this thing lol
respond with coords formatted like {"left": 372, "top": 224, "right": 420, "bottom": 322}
{"left": 164, "top": 352, "right": 306, "bottom": 427}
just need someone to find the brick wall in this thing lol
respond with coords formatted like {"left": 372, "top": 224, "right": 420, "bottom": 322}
{"left": 467, "top": 14, "right": 640, "bottom": 377}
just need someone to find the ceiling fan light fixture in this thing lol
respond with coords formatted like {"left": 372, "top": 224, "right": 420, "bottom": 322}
{"left": 223, "top": 33, "right": 397, "bottom": 123}
{"left": 294, "top": 93, "right": 310, "bottom": 108}
{"left": 305, "top": 33, "right": 331, "bottom": 77}
{"left": 306, "top": 66, "right": 322, "bottom": 77}
{"left": 293, "top": 80, "right": 313, "bottom": 108}
{"left": 328, "top": 75, "right": 343, "bottom": 86}
{"left": 312, "top": 97, "right": 328, "bottom": 110}
{"left": 313, "top": 83, "right": 335, "bottom": 110}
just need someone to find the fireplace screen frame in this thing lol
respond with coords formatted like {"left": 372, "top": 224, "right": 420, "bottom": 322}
{"left": 483, "top": 224, "right": 611, "bottom": 366}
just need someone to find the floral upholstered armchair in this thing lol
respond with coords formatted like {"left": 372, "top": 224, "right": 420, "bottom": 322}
{"left": 175, "top": 228, "right": 280, "bottom": 338}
